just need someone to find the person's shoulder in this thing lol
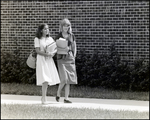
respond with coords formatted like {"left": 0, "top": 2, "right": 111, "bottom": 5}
{"left": 70, "top": 32, "right": 75, "bottom": 37}
{"left": 48, "top": 36, "right": 53, "bottom": 39}
{"left": 34, "top": 37, "right": 39, "bottom": 41}
{"left": 71, "top": 32, "right": 75, "bottom": 35}
{"left": 70, "top": 33, "right": 76, "bottom": 41}
{"left": 48, "top": 36, "right": 55, "bottom": 41}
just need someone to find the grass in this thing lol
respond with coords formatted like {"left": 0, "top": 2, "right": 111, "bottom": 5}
{"left": 1, "top": 103, "right": 149, "bottom": 119}
{"left": 1, "top": 83, "right": 149, "bottom": 101}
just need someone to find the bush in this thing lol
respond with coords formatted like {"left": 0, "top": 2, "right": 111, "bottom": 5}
{"left": 99, "top": 42, "right": 132, "bottom": 91}
{"left": 1, "top": 50, "right": 36, "bottom": 84}
{"left": 76, "top": 49, "right": 102, "bottom": 86}
{"left": 76, "top": 42, "right": 149, "bottom": 92}
{"left": 1, "top": 42, "right": 149, "bottom": 92}
{"left": 130, "top": 59, "right": 149, "bottom": 91}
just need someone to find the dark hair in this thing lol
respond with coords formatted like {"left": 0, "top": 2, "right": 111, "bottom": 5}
{"left": 35, "top": 23, "right": 48, "bottom": 39}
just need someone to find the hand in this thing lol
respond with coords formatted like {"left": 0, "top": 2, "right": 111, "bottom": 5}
{"left": 45, "top": 52, "right": 53, "bottom": 59}
{"left": 47, "top": 52, "right": 53, "bottom": 56}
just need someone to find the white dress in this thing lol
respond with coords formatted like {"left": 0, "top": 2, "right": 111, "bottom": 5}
{"left": 34, "top": 37, "right": 60, "bottom": 86}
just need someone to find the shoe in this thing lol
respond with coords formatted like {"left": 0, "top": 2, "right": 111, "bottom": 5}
{"left": 64, "top": 99, "right": 72, "bottom": 103}
{"left": 56, "top": 96, "right": 60, "bottom": 102}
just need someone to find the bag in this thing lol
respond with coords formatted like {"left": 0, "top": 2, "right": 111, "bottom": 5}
{"left": 56, "top": 38, "right": 69, "bottom": 54}
{"left": 26, "top": 49, "right": 36, "bottom": 69}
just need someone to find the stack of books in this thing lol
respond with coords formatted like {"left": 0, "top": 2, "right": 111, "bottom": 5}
{"left": 56, "top": 38, "right": 69, "bottom": 54}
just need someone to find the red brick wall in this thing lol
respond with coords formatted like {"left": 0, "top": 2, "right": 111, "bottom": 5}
{"left": 1, "top": 0, "right": 149, "bottom": 64}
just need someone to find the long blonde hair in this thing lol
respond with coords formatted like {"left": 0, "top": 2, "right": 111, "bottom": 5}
{"left": 59, "top": 18, "right": 72, "bottom": 34}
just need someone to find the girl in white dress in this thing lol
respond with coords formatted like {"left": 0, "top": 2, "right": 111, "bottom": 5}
{"left": 34, "top": 24, "right": 60, "bottom": 104}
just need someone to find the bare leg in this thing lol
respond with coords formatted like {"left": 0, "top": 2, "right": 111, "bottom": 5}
{"left": 57, "top": 82, "right": 65, "bottom": 97}
{"left": 65, "top": 84, "right": 70, "bottom": 100}
{"left": 41, "top": 82, "right": 48, "bottom": 104}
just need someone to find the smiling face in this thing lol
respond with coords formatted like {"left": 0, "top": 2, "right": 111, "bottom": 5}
{"left": 42, "top": 25, "right": 49, "bottom": 37}
{"left": 60, "top": 18, "right": 72, "bottom": 33}
{"left": 63, "top": 24, "right": 70, "bottom": 33}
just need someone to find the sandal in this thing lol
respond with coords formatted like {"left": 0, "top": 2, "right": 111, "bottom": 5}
{"left": 64, "top": 99, "right": 72, "bottom": 103}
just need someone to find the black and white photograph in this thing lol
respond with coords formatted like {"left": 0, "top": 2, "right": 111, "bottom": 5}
{"left": 1, "top": 0, "right": 149, "bottom": 119}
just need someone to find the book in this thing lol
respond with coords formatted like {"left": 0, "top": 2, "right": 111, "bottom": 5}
{"left": 59, "top": 37, "right": 66, "bottom": 41}
{"left": 56, "top": 38, "right": 68, "bottom": 48}
{"left": 57, "top": 47, "right": 69, "bottom": 54}
{"left": 46, "top": 42, "right": 57, "bottom": 53}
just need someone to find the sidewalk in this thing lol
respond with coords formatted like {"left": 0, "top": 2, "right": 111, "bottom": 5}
{"left": 1, "top": 94, "right": 149, "bottom": 112}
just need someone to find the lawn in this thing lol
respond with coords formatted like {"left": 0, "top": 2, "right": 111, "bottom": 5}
{"left": 1, "top": 83, "right": 149, "bottom": 101}
{"left": 1, "top": 103, "right": 149, "bottom": 119}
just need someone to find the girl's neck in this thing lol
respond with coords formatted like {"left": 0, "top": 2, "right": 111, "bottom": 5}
{"left": 62, "top": 32, "right": 69, "bottom": 39}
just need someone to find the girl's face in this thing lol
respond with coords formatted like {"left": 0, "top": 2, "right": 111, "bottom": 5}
{"left": 42, "top": 25, "right": 49, "bottom": 36}
{"left": 62, "top": 24, "right": 70, "bottom": 33}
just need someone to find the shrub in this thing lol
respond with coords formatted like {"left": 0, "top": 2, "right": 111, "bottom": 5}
{"left": 76, "top": 42, "right": 149, "bottom": 92}
{"left": 75, "top": 48, "right": 89, "bottom": 85}
{"left": 100, "top": 42, "right": 131, "bottom": 91}
{"left": 1, "top": 50, "right": 36, "bottom": 84}
{"left": 1, "top": 42, "right": 149, "bottom": 92}
{"left": 76, "top": 49, "right": 104, "bottom": 86}
{"left": 129, "top": 59, "right": 149, "bottom": 91}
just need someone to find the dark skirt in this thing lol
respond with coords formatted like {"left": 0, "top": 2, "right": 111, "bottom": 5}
{"left": 57, "top": 53, "right": 77, "bottom": 84}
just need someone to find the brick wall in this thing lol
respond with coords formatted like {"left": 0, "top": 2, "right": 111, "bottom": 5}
{"left": 1, "top": 0, "right": 149, "bottom": 64}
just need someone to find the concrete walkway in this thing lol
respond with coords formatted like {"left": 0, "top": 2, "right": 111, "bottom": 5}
{"left": 1, "top": 94, "right": 149, "bottom": 112}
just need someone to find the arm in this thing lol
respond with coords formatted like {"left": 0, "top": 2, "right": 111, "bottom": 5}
{"left": 34, "top": 37, "right": 51, "bottom": 57}
{"left": 73, "top": 41, "right": 77, "bottom": 57}
{"left": 72, "top": 34, "right": 77, "bottom": 57}
{"left": 35, "top": 47, "right": 53, "bottom": 57}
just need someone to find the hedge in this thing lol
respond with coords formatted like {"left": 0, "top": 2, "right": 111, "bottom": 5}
{"left": 1, "top": 42, "right": 149, "bottom": 92}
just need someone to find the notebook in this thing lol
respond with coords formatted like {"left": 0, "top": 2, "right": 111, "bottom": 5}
{"left": 46, "top": 42, "right": 57, "bottom": 53}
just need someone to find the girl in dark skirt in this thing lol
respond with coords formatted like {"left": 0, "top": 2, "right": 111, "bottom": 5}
{"left": 55, "top": 18, "right": 77, "bottom": 103}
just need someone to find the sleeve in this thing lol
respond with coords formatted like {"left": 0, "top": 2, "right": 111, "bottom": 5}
{"left": 34, "top": 37, "right": 40, "bottom": 48}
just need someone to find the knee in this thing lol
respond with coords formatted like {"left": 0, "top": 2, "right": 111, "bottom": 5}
{"left": 43, "top": 82, "right": 48, "bottom": 86}
{"left": 60, "top": 82, "right": 65, "bottom": 87}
